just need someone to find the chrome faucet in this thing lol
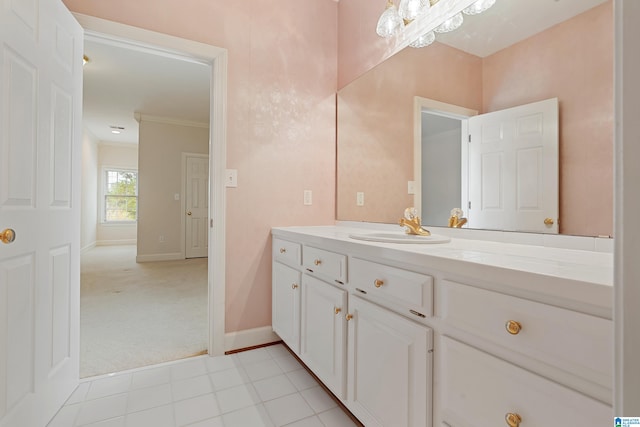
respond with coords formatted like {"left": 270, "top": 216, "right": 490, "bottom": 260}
{"left": 399, "top": 207, "right": 431, "bottom": 236}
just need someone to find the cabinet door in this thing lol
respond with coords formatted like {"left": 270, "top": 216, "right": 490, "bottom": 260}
{"left": 272, "top": 262, "right": 302, "bottom": 353}
{"left": 347, "top": 296, "right": 432, "bottom": 427}
{"left": 300, "top": 275, "right": 347, "bottom": 399}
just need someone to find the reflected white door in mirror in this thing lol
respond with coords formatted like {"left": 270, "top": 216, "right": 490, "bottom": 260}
{"left": 417, "top": 97, "right": 559, "bottom": 233}
{"left": 271, "top": 225, "right": 612, "bottom": 427}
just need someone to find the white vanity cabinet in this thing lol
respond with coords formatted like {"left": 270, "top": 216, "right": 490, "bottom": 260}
{"left": 271, "top": 226, "right": 613, "bottom": 427}
{"left": 347, "top": 295, "right": 432, "bottom": 427}
{"left": 272, "top": 238, "right": 302, "bottom": 353}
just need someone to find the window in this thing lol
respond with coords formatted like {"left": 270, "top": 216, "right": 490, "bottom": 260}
{"left": 104, "top": 169, "right": 138, "bottom": 222}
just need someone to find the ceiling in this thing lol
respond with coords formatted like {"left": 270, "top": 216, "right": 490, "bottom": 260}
{"left": 82, "top": 0, "right": 607, "bottom": 145}
{"left": 82, "top": 39, "right": 210, "bottom": 145}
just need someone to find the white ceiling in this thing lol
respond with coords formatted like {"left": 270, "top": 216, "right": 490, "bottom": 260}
{"left": 82, "top": 0, "right": 608, "bottom": 145}
{"left": 436, "top": 0, "right": 608, "bottom": 57}
{"left": 82, "top": 40, "right": 210, "bottom": 144}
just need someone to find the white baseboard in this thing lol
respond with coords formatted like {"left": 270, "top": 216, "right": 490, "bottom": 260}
{"left": 97, "top": 239, "right": 137, "bottom": 246}
{"left": 224, "top": 326, "right": 280, "bottom": 352}
{"left": 136, "top": 252, "right": 183, "bottom": 263}
{"left": 81, "top": 242, "right": 97, "bottom": 253}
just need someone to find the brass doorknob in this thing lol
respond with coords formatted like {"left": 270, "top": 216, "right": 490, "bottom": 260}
{"left": 345, "top": 314, "right": 353, "bottom": 321}
{"left": 1, "top": 228, "right": 16, "bottom": 244}
{"left": 314, "top": 259, "right": 322, "bottom": 266}
{"left": 279, "top": 248, "right": 286, "bottom": 253}
{"left": 505, "top": 320, "right": 522, "bottom": 335}
{"left": 291, "top": 283, "right": 299, "bottom": 290}
{"left": 544, "top": 217, "right": 554, "bottom": 225}
{"left": 374, "top": 279, "right": 384, "bottom": 288}
{"left": 335, "top": 307, "right": 342, "bottom": 315}
{"left": 187, "top": 211, "right": 192, "bottom": 216}
{"left": 505, "top": 412, "right": 522, "bottom": 427}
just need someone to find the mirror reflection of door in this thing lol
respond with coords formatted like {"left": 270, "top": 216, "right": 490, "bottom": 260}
{"left": 185, "top": 154, "right": 209, "bottom": 258}
{"left": 418, "top": 97, "right": 559, "bottom": 233}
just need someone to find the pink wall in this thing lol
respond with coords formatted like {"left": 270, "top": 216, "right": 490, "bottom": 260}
{"left": 482, "top": 1, "right": 613, "bottom": 236}
{"left": 63, "top": 0, "right": 338, "bottom": 333}
{"left": 337, "top": 43, "right": 482, "bottom": 223}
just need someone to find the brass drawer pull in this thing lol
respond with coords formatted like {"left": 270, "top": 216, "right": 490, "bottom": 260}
{"left": 314, "top": 259, "right": 322, "bottom": 266}
{"left": 291, "top": 283, "right": 299, "bottom": 290}
{"left": 279, "top": 248, "right": 286, "bottom": 254}
{"left": 505, "top": 320, "right": 522, "bottom": 335}
{"left": 505, "top": 412, "right": 522, "bottom": 427}
{"left": 374, "top": 279, "right": 384, "bottom": 288}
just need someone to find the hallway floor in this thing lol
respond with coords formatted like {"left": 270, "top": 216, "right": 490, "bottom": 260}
{"left": 81, "top": 245, "right": 208, "bottom": 377}
{"left": 47, "top": 344, "right": 360, "bottom": 427}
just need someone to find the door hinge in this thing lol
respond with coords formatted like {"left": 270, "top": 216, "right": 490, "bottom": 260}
{"left": 468, "top": 201, "right": 472, "bottom": 209}
{"left": 468, "top": 134, "right": 471, "bottom": 143}
{"left": 210, "top": 219, "right": 213, "bottom": 228}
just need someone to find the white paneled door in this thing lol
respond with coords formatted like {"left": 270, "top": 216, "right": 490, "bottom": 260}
{"left": 185, "top": 154, "right": 208, "bottom": 258}
{"left": 468, "top": 98, "right": 559, "bottom": 233}
{"left": 0, "top": 1, "right": 82, "bottom": 426}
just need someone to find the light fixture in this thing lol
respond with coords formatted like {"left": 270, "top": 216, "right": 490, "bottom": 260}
{"left": 409, "top": 31, "right": 435, "bottom": 48}
{"left": 434, "top": 12, "right": 463, "bottom": 33}
{"left": 398, "top": 0, "right": 429, "bottom": 23}
{"left": 376, "top": 0, "right": 404, "bottom": 38}
{"left": 463, "top": 0, "right": 496, "bottom": 15}
{"left": 110, "top": 125, "right": 124, "bottom": 134}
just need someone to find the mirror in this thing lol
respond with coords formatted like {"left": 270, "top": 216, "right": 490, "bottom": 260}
{"left": 336, "top": 0, "right": 613, "bottom": 237}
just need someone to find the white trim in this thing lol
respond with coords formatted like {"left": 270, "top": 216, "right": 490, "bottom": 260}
{"left": 134, "top": 113, "right": 209, "bottom": 129}
{"left": 96, "top": 239, "right": 137, "bottom": 246}
{"left": 81, "top": 242, "right": 97, "bottom": 254}
{"left": 74, "top": 13, "right": 227, "bottom": 357}
{"left": 136, "top": 252, "right": 183, "bottom": 262}
{"left": 224, "top": 326, "right": 280, "bottom": 352}
{"left": 413, "top": 97, "right": 478, "bottom": 219}
{"left": 614, "top": 0, "right": 640, "bottom": 414}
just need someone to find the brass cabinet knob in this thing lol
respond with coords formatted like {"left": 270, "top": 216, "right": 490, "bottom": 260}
{"left": 505, "top": 320, "right": 522, "bottom": 335}
{"left": 187, "top": 211, "right": 192, "bottom": 216}
{"left": 374, "top": 279, "right": 384, "bottom": 288}
{"left": 345, "top": 314, "right": 353, "bottom": 321}
{"left": 291, "top": 283, "right": 299, "bottom": 290}
{"left": 505, "top": 413, "right": 522, "bottom": 427}
{"left": 279, "top": 248, "right": 286, "bottom": 254}
{"left": 1, "top": 228, "right": 16, "bottom": 244}
{"left": 314, "top": 259, "right": 322, "bottom": 266}
{"left": 544, "top": 217, "right": 554, "bottom": 225}
{"left": 335, "top": 307, "right": 342, "bottom": 315}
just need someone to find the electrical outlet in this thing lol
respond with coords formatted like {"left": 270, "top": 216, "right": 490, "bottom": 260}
{"left": 303, "top": 190, "right": 312, "bottom": 205}
{"left": 408, "top": 181, "right": 416, "bottom": 195}
{"left": 225, "top": 169, "right": 238, "bottom": 187}
{"left": 356, "top": 192, "right": 365, "bottom": 206}
{"left": 158, "top": 235, "right": 165, "bottom": 243}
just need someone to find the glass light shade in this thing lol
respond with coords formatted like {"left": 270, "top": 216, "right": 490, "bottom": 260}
{"left": 463, "top": 0, "right": 496, "bottom": 15}
{"left": 376, "top": 1, "right": 404, "bottom": 38}
{"left": 434, "top": 12, "right": 463, "bottom": 33}
{"left": 398, "top": 0, "right": 429, "bottom": 22}
{"left": 409, "top": 30, "right": 435, "bottom": 48}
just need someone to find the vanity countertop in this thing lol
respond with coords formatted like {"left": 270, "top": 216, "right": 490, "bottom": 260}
{"left": 272, "top": 225, "right": 614, "bottom": 317}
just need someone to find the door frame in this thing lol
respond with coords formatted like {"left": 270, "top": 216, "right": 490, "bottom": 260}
{"left": 182, "top": 152, "right": 209, "bottom": 259}
{"left": 413, "top": 96, "right": 478, "bottom": 218}
{"left": 75, "top": 13, "right": 227, "bottom": 356}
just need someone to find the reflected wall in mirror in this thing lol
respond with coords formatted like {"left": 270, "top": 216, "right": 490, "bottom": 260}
{"left": 336, "top": 0, "right": 613, "bottom": 237}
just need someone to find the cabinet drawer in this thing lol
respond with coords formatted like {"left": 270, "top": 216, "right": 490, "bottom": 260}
{"left": 441, "top": 337, "right": 611, "bottom": 427}
{"left": 303, "top": 246, "right": 347, "bottom": 283}
{"left": 273, "top": 238, "right": 301, "bottom": 266}
{"left": 350, "top": 258, "right": 433, "bottom": 318}
{"left": 441, "top": 280, "right": 612, "bottom": 390}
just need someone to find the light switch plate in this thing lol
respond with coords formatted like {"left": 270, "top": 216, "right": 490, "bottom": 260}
{"left": 304, "top": 190, "right": 312, "bottom": 205}
{"left": 225, "top": 169, "right": 238, "bottom": 187}
{"left": 356, "top": 192, "right": 364, "bottom": 206}
{"left": 408, "top": 181, "right": 416, "bottom": 195}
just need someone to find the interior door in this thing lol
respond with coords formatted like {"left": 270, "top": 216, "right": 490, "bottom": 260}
{"left": 0, "top": 0, "right": 83, "bottom": 426}
{"left": 185, "top": 154, "right": 208, "bottom": 258}
{"left": 467, "top": 98, "right": 558, "bottom": 233}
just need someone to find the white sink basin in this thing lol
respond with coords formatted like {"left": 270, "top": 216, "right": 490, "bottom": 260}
{"left": 348, "top": 232, "right": 450, "bottom": 244}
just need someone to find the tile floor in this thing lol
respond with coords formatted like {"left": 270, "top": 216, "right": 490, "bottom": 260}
{"left": 47, "top": 344, "right": 360, "bottom": 427}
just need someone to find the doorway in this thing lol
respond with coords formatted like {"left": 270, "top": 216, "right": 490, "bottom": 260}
{"left": 76, "top": 13, "right": 228, "bottom": 375}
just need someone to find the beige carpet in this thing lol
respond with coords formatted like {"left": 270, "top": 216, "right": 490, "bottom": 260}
{"left": 80, "top": 245, "right": 208, "bottom": 378}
